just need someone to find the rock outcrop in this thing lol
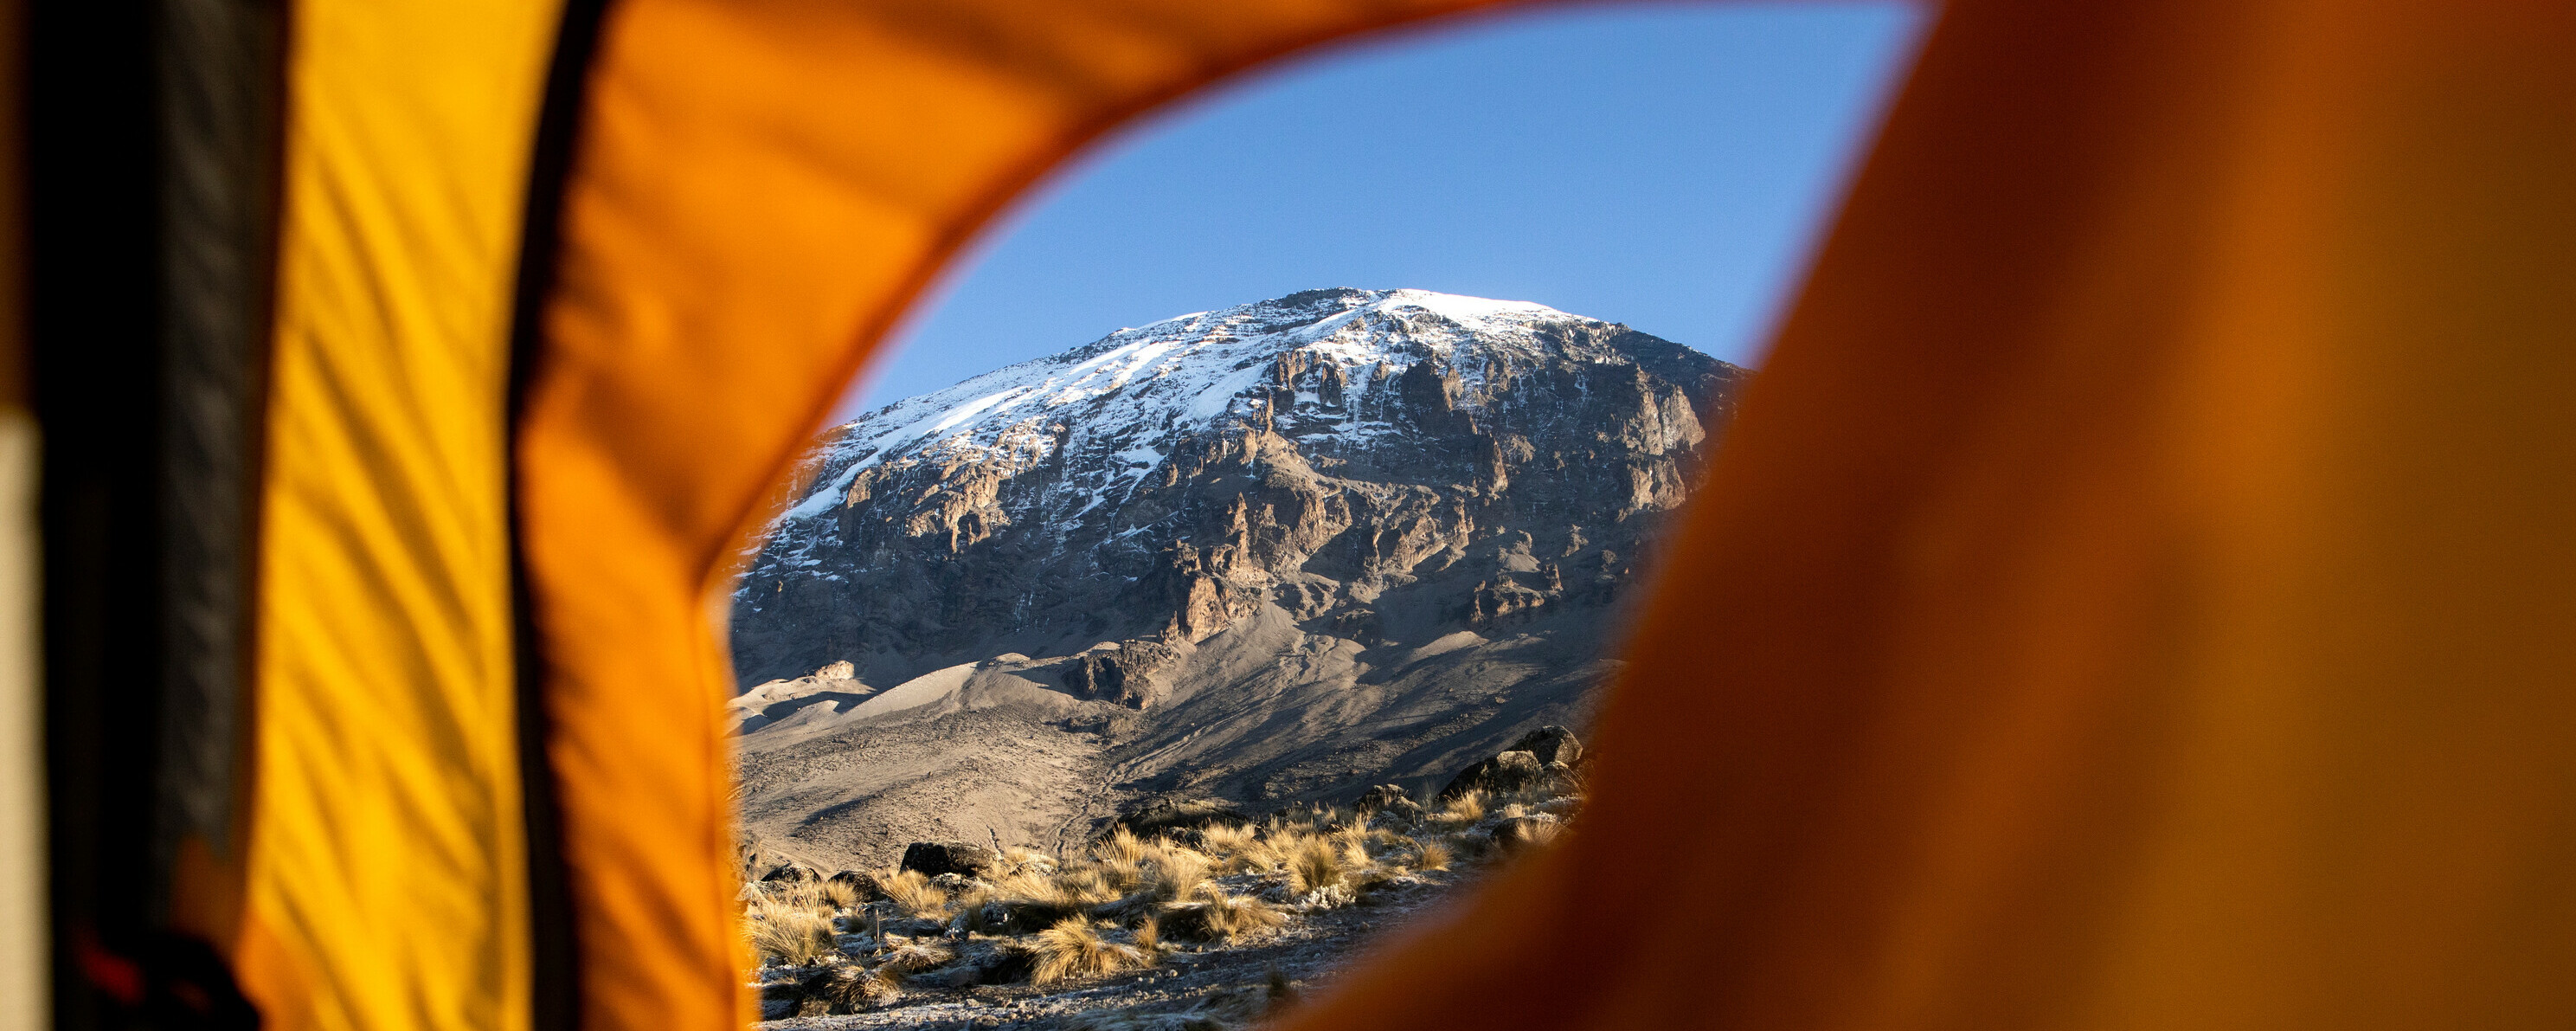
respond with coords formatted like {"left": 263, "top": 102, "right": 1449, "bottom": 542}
{"left": 1061, "top": 640, "right": 1176, "bottom": 709}
{"left": 899, "top": 841, "right": 1000, "bottom": 880}
{"left": 1439, "top": 750, "right": 1544, "bottom": 802}
{"left": 1504, "top": 725, "right": 1582, "bottom": 768}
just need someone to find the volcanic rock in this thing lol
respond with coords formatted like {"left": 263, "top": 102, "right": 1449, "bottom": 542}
{"left": 1506, "top": 725, "right": 1582, "bottom": 767}
{"left": 759, "top": 860, "right": 821, "bottom": 884}
{"left": 899, "top": 841, "right": 999, "bottom": 880}
{"left": 1439, "top": 751, "right": 1543, "bottom": 802}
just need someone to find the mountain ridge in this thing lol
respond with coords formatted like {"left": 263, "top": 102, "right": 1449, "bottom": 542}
{"left": 728, "top": 287, "right": 1743, "bottom": 869}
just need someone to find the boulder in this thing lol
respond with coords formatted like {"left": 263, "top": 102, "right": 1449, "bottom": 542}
{"left": 1437, "top": 750, "right": 1543, "bottom": 801}
{"left": 1505, "top": 725, "right": 1582, "bottom": 767}
{"left": 1353, "top": 784, "right": 1424, "bottom": 823}
{"left": 898, "top": 841, "right": 999, "bottom": 880}
{"left": 1542, "top": 759, "right": 1584, "bottom": 795}
{"left": 813, "top": 660, "right": 857, "bottom": 680}
{"left": 760, "top": 860, "right": 821, "bottom": 884}
{"left": 1353, "top": 783, "right": 1410, "bottom": 814}
{"left": 1063, "top": 639, "right": 1177, "bottom": 708}
{"left": 757, "top": 978, "right": 805, "bottom": 1021}
{"left": 825, "top": 869, "right": 881, "bottom": 900}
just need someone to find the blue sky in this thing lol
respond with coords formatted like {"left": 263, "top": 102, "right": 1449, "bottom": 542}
{"left": 838, "top": 2, "right": 1924, "bottom": 420}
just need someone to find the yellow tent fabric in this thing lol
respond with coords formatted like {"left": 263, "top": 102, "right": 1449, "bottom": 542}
{"left": 0, "top": 3, "right": 42, "bottom": 1022}
{"left": 205, "top": 2, "right": 566, "bottom": 1029}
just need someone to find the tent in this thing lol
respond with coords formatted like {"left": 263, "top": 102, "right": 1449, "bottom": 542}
{"left": 6, "top": 0, "right": 2571, "bottom": 1028}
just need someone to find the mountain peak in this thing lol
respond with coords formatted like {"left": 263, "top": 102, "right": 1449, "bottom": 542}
{"left": 774, "top": 289, "right": 1666, "bottom": 525}
{"left": 731, "top": 289, "right": 1744, "bottom": 866}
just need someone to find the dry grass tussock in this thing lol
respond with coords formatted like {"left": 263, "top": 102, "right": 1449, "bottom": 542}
{"left": 1204, "top": 827, "right": 1281, "bottom": 875}
{"left": 804, "top": 963, "right": 900, "bottom": 1010}
{"left": 1028, "top": 918, "right": 1160, "bottom": 985}
{"left": 744, "top": 903, "right": 836, "bottom": 967}
{"left": 1414, "top": 839, "right": 1453, "bottom": 872}
{"left": 1198, "top": 822, "right": 1256, "bottom": 854}
{"left": 1139, "top": 845, "right": 1212, "bottom": 902}
{"left": 1160, "top": 883, "right": 1286, "bottom": 943}
{"left": 1339, "top": 839, "right": 1373, "bottom": 873}
{"left": 1095, "top": 828, "right": 1149, "bottom": 866}
{"left": 1095, "top": 828, "right": 1153, "bottom": 892}
{"left": 1057, "top": 867, "right": 1118, "bottom": 905}
{"left": 1286, "top": 837, "right": 1345, "bottom": 895}
{"left": 757, "top": 879, "right": 834, "bottom": 915}
{"left": 967, "top": 868, "right": 1093, "bottom": 932}
{"left": 876, "top": 936, "right": 954, "bottom": 975}
{"left": 879, "top": 869, "right": 948, "bottom": 919}
{"left": 743, "top": 755, "right": 1585, "bottom": 1018}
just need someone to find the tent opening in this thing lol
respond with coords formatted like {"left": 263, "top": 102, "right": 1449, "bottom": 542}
{"left": 717, "top": 3, "right": 1921, "bottom": 1021}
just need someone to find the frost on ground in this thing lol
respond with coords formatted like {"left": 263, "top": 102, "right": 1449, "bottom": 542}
{"left": 744, "top": 730, "right": 1585, "bottom": 1030}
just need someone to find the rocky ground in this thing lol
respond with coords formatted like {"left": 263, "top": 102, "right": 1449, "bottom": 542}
{"left": 768, "top": 875, "right": 1452, "bottom": 1031}
{"left": 744, "top": 730, "right": 1585, "bottom": 1030}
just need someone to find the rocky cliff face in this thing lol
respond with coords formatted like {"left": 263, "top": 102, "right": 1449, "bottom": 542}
{"left": 729, "top": 288, "right": 1744, "bottom": 867}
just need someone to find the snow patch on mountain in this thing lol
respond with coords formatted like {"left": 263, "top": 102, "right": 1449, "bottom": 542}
{"left": 772, "top": 288, "right": 1598, "bottom": 535}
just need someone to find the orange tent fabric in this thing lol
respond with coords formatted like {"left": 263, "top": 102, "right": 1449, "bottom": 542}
{"left": 535, "top": 0, "right": 2576, "bottom": 1027}
{"left": 1276, "top": 1, "right": 2576, "bottom": 1028}
{"left": 222, "top": 2, "right": 562, "bottom": 1030}
{"left": 524, "top": 3, "right": 1522, "bottom": 1027}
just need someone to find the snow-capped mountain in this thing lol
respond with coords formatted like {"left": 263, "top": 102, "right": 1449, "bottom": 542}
{"left": 729, "top": 288, "right": 1744, "bottom": 867}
